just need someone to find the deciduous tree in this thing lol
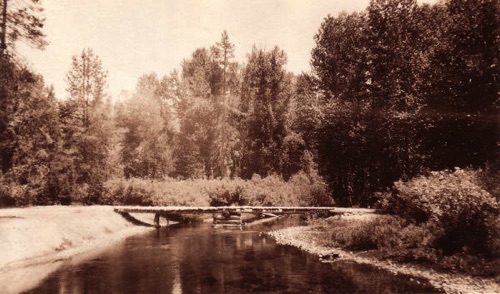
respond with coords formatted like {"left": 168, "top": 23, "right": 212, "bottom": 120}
{"left": 239, "top": 46, "right": 293, "bottom": 178}
{"left": 116, "top": 73, "right": 176, "bottom": 179}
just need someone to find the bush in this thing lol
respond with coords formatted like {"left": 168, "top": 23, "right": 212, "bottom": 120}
{"left": 324, "top": 216, "right": 435, "bottom": 255}
{"left": 0, "top": 181, "right": 16, "bottom": 207}
{"left": 102, "top": 173, "right": 333, "bottom": 207}
{"left": 311, "top": 168, "right": 499, "bottom": 276}
{"left": 480, "top": 162, "right": 500, "bottom": 201}
{"left": 381, "top": 168, "right": 499, "bottom": 256}
{"left": 103, "top": 178, "right": 154, "bottom": 206}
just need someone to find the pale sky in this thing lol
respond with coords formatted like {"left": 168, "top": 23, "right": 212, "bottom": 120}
{"left": 18, "top": 0, "right": 436, "bottom": 100}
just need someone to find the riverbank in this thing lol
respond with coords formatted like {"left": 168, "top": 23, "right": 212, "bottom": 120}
{"left": 0, "top": 206, "right": 153, "bottom": 271}
{"left": 268, "top": 224, "right": 500, "bottom": 294}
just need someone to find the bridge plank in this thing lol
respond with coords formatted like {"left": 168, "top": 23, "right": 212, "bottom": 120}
{"left": 114, "top": 206, "right": 377, "bottom": 215}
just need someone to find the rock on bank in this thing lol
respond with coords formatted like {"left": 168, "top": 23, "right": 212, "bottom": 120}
{"left": 0, "top": 206, "right": 151, "bottom": 270}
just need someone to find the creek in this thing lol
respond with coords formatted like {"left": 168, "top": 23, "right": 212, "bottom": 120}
{"left": 23, "top": 217, "right": 439, "bottom": 293}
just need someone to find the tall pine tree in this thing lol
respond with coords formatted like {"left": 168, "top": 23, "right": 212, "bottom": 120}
{"left": 63, "top": 48, "right": 112, "bottom": 203}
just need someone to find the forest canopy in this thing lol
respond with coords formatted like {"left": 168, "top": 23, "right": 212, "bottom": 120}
{"left": 0, "top": 0, "right": 498, "bottom": 207}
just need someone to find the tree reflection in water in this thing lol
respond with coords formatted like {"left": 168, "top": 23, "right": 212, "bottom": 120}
{"left": 22, "top": 218, "right": 440, "bottom": 293}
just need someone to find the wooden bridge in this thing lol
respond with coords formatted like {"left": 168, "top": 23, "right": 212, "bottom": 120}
{"left": 114, "top": 206, "right": 377, "bottom": 227}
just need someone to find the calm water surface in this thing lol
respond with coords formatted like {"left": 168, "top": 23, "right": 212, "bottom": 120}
{"left": 24, "top": 218, "right": 440, "bottom": 293}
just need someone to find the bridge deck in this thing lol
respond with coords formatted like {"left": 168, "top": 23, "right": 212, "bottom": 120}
{"left": 114, "top": 206, "right": 377, "bottom": 215}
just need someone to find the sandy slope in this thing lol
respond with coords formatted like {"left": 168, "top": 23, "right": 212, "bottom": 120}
{"left": 0, "top": 206, "right": 152, "bottom": 271}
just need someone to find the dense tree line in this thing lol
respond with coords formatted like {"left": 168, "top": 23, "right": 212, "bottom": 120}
{"left": 0, "top": 0, "right": 497, "bottom": 207}
{"left": 306, "top": 0, "right": 498, "bottom": 206}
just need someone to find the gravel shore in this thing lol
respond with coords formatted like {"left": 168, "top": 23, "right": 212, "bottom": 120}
{"left": 268, "top": 226, "right": 500, "bottom": 294}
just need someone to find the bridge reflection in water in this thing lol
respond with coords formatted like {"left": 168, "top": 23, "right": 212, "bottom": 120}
{"left": 23, "top": 218, "right": 439, "bottom": 294}
{"left": 114, "top": 206, "right": 378, "bottom": 227}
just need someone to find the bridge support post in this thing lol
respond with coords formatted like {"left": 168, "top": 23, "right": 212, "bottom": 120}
{"left": 154, "top": 213, "right": 161, "bottom": 228}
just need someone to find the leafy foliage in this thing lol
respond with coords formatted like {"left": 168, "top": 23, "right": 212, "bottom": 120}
{"left": 1, "top": 0, "right": 497, "bottom": 225}
{"left": 309, "top": 0, "right": 498, "bottom": 206}
{"left": 239, "top": 46, "right": 293, "bottom": 179}
{"left": 315, "top": 204, "right": 498, "bottom": 276}
{"left": 60, "top": 48, "right": 113, "bottom": 204}
{"left": 323, "top": 216, "right": 434, "bottom": 254}
{"left": 381, "top": 168, "right": 498, "bottom": 256}
{"left": 102, "top": 173, "right": 331, "bottom": 208}
{"left": 0, "top": 0, "right": 47, "bottom": 52}
{"left": 0, "top": 55, "right": 65, "bottom": 206}
{"left": 174, "top": 32, "right": 241, "bottom": 179}
{"left": 115, "top": 73, "right": 176, "bottom": 179}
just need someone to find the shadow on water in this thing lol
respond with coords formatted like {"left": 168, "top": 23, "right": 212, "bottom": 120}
{"left": 16, "top": 216, "right": 440, "bottom": 293}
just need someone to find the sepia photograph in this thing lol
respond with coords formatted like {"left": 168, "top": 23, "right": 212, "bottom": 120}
{"left": 0, "top": 0, "right": 498, "bottom": 293}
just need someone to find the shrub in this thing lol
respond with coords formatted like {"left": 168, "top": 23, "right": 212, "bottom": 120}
{"left": 123, "top": 179, "right": 155, "bottom": 206}
{"left": 0, "top": 182, "right": 16, "bottom": 207}
{"left": 381, "top": 168, "right": 499, "bottom": 256}
{"left": 325, "top": 216, "right": 435, "bottom": 254}
{"left": 103, "top": 178, "right": 154, "bottom": 206}
{"left": 102, "top": 173, "right": 332, "bottom": 207}
{"left": 480, "top": 162, "right": 500, "bottom": 201}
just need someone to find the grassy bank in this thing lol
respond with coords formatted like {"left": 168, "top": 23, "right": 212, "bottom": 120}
{"left": 267, "top": 169, "right": 499, "bottom": 293}
{"left": 0, "top": 206, "right": 152, "bottom": 271}
{"left": 268, "top": 219, "right": 500, "bottom": 294}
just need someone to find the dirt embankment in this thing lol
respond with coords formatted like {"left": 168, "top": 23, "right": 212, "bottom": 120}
{"left": 0, "top": 206, "right": 152, "bottom": 271}
{"left": 268, "top": 225, "right": 500, "bottom": 294}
